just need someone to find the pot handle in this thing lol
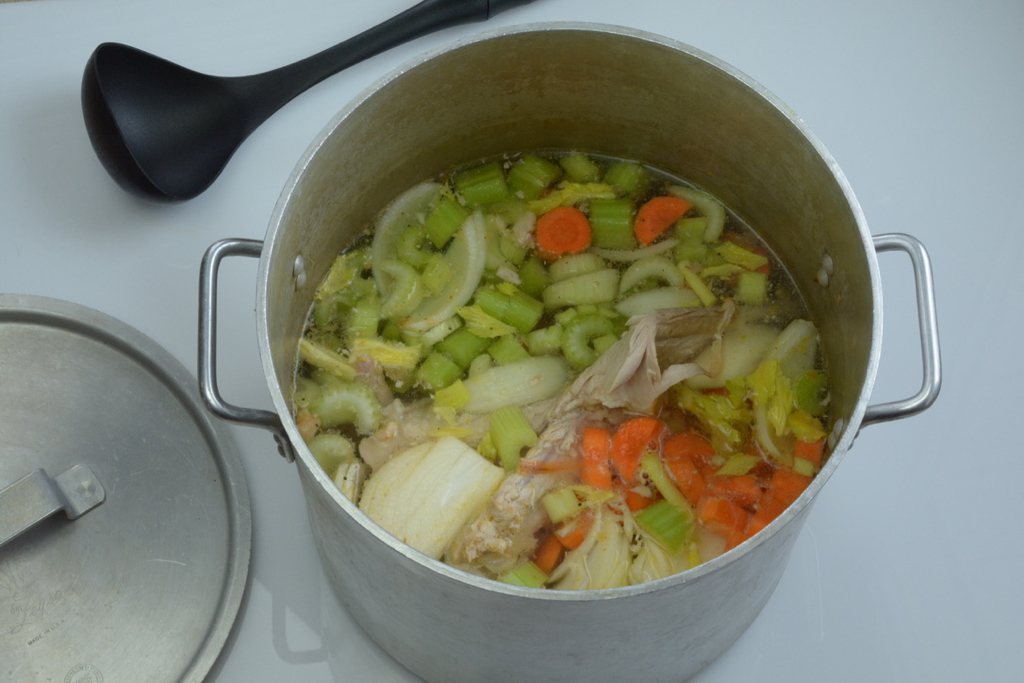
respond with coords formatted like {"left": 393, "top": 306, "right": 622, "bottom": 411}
{"left": 861, "top": 233, "right": 941, "bottom": 427}
{"left": 199, "top": 238, "right": 296, "bottom": 461}
{"left": 0, "top": 465, "right": 106, "bottom": 549}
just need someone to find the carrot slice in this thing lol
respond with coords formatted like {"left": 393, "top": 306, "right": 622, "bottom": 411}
{"left": 609, "top": 416, "right": 665, "bottom": 482}
{"left": 535, "top": 206, "right": 592, "bottom": 259}
{"left": 704, "top": 473, "right": 763, "bottom": 509}
{"left": 697, "top": 496, "right": 751, "bottom": 537}
{"left": 663, "top": 430, "right": 717, "bottom": 469}
{"left": 532, "top": 534, "right": 565, "bottom": 575}
{"left": 767, "top": 468, "right": 813, "bottom": 508}
{"left": 660, "top": 451, "right": 705, "bottom": 506}
{"left": 793, "top": 438, "right": 825, "bottom": 467}
{"left": 624, "top": 488, "right": 657, "bottom": 512}
{"left": 556, "top": 507, "right": 595, "bottom": 549}
{"left": 634, "top": 195, "right": 692, "bottom": 245}
{"left": 579, "top": 426, "right": 613, "bottom": 490}
{"left": 518, "top": 458, "right": 580, "bottom": 475}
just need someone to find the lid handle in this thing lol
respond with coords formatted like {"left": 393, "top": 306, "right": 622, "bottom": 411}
{"left": 0, "top": 464, "right": 106, "bottom": 548}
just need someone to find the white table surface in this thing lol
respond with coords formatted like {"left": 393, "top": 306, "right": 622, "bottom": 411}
{"left": 2, "top": 0, "right": 1021, "bottom": 681}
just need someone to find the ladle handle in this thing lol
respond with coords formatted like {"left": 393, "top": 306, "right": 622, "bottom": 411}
{"left": 198, "top": 238, "right": 297, "bottom": 462}
{"left": 862, "top": 233, "right": 941, "bottom": 426}
{"left": 235, "top": 0, "right": 540, "bottom": 125}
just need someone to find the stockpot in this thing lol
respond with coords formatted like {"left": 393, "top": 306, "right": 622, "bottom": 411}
{"left": 198, "top": 23, "right": 940, "bottom": 682}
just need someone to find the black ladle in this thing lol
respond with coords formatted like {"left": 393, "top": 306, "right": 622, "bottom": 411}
{"left": 81, "top": 0, "right": 538, "bottom": 202}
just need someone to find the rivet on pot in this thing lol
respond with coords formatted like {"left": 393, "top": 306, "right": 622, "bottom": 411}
{"left": 292, "top": 255, "right": 307, "bottom": 289}
{"left": 816, "top": 251, "right": 834, "bottom": 288}
{"left": 827, "top": 416, "right": 845, "bottom": 450}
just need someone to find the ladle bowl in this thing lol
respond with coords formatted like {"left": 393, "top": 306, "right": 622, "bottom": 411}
{"left": 81, "top": 0, "right": 536, "bottom": 202}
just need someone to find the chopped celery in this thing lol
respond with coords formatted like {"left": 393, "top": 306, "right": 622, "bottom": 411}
{"left": 592, "top": 333, "right": 619, "bottom": 356}
{"left": 639, "top": 451, "right": 691, "bottom": 511}
{"left": 378, "top": 260, "right": 425, "bottom": 320}
{"left": 527, "top": 182, "right": 616, "bottom": 215}
{"left": 350, "top": 338, "right": 422, "bottom": 375}
{"left": 675, "top": 217, "right": 708, "bottom": 246}
{"left": 793, "top": 370, "right": 829, "bottom": 416}
{"left": 674, "top": 242, "right": 709, "bottom": 265}
{"left": 488, "top": 198, "right": 531, "bottom": 226}
{"left": 489, "top": 404, "right": 539, "bottom": 471}
{"left": 553, "top": 307, "right": 578, "bottom": 326}
{"left": 476, "top": 431, "right": 498, "bottom": 462}
{"left": 455, "top": 162, "right": 510, "bottom": 206}
{"left": 737, "top": 270, "right": 770, "bottom": 305}
{"left": 548, "top": 252, "right": 606, "bottom": 282}
{"left": 298, "top": 337, "right": 356, "bottom": 380}
{"left": 676, "top": 385, "right": 748, "bottom": 447}
{"left": 700, "top": 263, "right": 745, "bottom": 280}
{"left": 559, "top": 152, "right": 601, "bottom": 183}
{"left": 788, "top": 411, "right": 827, "bottom": 442}
{"left": 488, "top": 335, "right": 531, "bottom": 365}
{"left": 414, "top": 314, "right": 462, "bottom": 347}
{"left": 457, "top": 304, "right": 518, "bottom": 338}
{"left": 677, "top": 262, "right": 718, "bottom": 307}
{"left": 498, "top": 561, "right": 548, "bottom": 587}
{"left": 542, "top": 268, "right": 620, "bottom": 310}
{"left": 415, "top": 351, "right": 463, "bottom": 389}
{"left": 541, "top": 487, "right": 584, "bottom": 524}
{"left": 433, "top": 379, "right": 470, "bottom": 412}
{"left": 316, "top": 248, "right": 370, "bottom": 301}
{"left": 635, "top": 500, "right": 693, "bottom": 552}
{"left": 505, "top": 291, "right": 544, "bottom": 333}
{"left": 619, "top": 256, "right": 684, "bottom": 293}
{"left": 307, "top": 373, "right": 382, "bottom": 435}
{"left": 397, "top": 224, "right": 433, "bottom": 269}
{"left": 347, "top": 293, "right": 381, "bottom": 341}
{"left": 602, "top": 161, "right": 646, "bottom": 195}
{"left": 474, "top": 286, "right": 510, "bottom": 321}
{"left": 420, "top": 253, "right": 453, "bottom": 295}
{"left": 380, "top": 320, "right": 404, "bottom": 342}
{"left": 793, "top": 457, "right": 816, "bottom": 477}
{"left": 292, "top": 376, "right": 321, "bottom": 411}
{"left": 437, "top": 327, "right": 491, "bottom": 369}
{"left": 561, "top": 314, "right": 616, "bottom": 370}
{"left": 474, "top": 284, "right": 542, "bottom": 332}
{"left": 508, "top": 154, "right": 562, "bottom": 200}
{"left": 526, "top": 324, "right": 564, "bottom": 356}
{"left": 541, "top": 485, "right": 614, "bottom": 523}
{"left": 715, "top": 453, "right": 762, "bottom": 477}
{"left": 499, "top": 232, "right": 528, "bottom": 266}
{"left": 588, "top": 198, "right": 635, "bottom": 250}
{"left": 307, "top": 433, "right": 356, "bottom": 475}
{"left": 467, "top": 352, "right": 493, "bottom": 378}
{"left": 717, "top": 241, "right": 770, "bottom": 271}
{"left": 517, "top": 255, "right": 549, "bottom": 298}
{"left": 424, "top": 196, "right": 470, "bottom": 248}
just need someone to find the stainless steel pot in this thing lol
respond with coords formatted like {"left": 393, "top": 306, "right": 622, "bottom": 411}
{"left": 198, "top": 23, "right": 940, "bottom": 682}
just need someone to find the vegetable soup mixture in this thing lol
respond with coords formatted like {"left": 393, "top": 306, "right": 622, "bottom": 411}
{"left": 292, "top": 151, "right": 831, "bottom": 590}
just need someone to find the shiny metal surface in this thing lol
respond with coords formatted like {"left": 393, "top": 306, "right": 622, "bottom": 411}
{"left": 198, "top": 237, "right": 295, "bottom": 461}
{"left": 219, "top": 24, "right": 938, "bottom": 682}
{"left": 862, "top": 234, "right": 942, "bottom": 426}
{"left": 0, "top": 465, "right": 106, "bottom": 548}
{"left": 0, "top": 295, "right": 251, "bottom": 683}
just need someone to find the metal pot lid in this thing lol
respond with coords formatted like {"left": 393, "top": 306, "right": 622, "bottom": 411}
{"left": 0, "top": 294, "right": 251, "bottom": 683}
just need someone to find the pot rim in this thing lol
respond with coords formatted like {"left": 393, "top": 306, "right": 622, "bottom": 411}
{"left": 257, "top": 21, "right": 882, "bottom": 601}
